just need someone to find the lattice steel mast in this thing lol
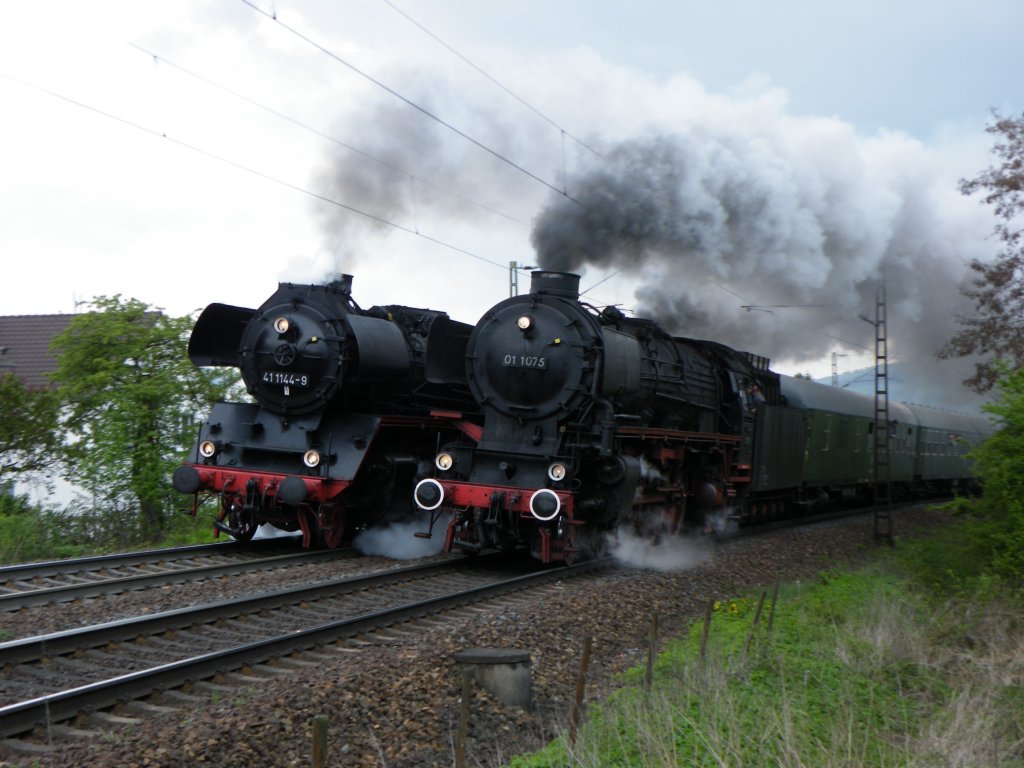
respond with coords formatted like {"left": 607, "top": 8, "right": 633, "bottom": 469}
{"left": 870, "top": 281, "right": 894, "bottom": 544}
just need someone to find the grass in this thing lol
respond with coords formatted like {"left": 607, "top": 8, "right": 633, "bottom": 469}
{"left": 0, "top": 500, "right": 219, "bottom": 565}
{"left": 509, "top": 542, "right": 1024, "bottom": 767}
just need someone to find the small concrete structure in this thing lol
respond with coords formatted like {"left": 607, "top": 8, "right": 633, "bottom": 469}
{"left": 453, "top": 647, "right": 533, "bottom": 709}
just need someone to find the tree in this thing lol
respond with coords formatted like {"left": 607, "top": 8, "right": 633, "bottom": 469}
{"left": 50, "top": 296, "right": 231, "bottom": 542}
{"left": 939, "top": 111, "right": 1024, "bottom": 392}
{"left": 948, "top": 363, "right": 1024, "bottom": 584}
{"left": 0, "top": 372, "right": 62, "bottom": 481}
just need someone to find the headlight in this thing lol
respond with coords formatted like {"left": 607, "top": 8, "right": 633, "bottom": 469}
{"left": 303, "top": 449, "right": 321, "bottom": 468}
{"left": 516, "top": 315, "right": 534, "bottom": 331}
{"left": 199, "top": 440, "right": 218, "bottom": 458}
{"left": 273, "top": 316, "right": 290, "bottom": 334}
{"left": 435, "top": 452, "right": 454, "bottom": 471}
{"left": 547, "top": 462, "right": 567, "bottom": 482}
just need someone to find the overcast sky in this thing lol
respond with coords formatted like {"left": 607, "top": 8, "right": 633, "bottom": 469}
{"left": 1, "top": 1, "right": 1020, "bottom": 404}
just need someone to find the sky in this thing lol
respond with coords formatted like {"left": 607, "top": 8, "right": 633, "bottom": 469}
{"left": 1, "top": 0, "right": 1021, "bottom": 410}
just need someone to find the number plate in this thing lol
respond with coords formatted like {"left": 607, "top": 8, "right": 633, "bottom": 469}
{"left": 262, "top": 370, "right": 310, "bottom": 387}
{"left": 502, "top": 354, "right": 546, "bottom": 369}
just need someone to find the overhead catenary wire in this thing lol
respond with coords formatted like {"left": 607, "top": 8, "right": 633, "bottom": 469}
{"left": 238, "top": 0, "right": 587, "bottom": 208}
{"left": 705, "top": 276, "right": 878, "bottom": 365}
{"left": 740, "top": 303, "right": 825, "bottom": 315}
{"left": 127, "top": 43, "right": 529, "bottom": 227}
{"left": 380, "top": 0, "right": 605, "bottom": 161}
{"left": 0, "top": 70, "right": 509, "bottom": 274}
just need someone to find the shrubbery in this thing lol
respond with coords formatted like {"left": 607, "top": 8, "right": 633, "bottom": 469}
{"left": 944, "top": 363, "right": 1024, "bottom": 587}
{"left": 0, "top": 491, "right": 86, "bottom": 564}
{"left": 0, "top": 488, "right": 217, "bottom": 565}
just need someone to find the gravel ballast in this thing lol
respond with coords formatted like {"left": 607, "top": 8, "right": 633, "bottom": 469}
{"left": 0, "top": 506, "right": 951, "bottom": 768}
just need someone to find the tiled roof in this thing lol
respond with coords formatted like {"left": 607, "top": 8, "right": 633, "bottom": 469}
{"left": 0, "top": 315, "right": 75, "bottom": 390}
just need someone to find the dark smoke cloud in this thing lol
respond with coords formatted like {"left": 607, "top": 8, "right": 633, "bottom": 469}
{"left": 531, "top": 127, "right": 995, "bottom": 410}
{"left": 312, "top": 93, "right": 543, "bottom": 270}
{"left": 305, "top": 53, "right": 995, "bottom": 411}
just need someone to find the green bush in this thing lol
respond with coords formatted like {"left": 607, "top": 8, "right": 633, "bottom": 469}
{"left": 946, "top": 364, "right": 1024, "bottom": 586}
{"left": 0, "top": 492, "right": 87, "bottom": 564}
{"left": 0, "top": 489, "right": 216, "bottom": 564}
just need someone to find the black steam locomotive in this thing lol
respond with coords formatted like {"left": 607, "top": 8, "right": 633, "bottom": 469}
{"left": 413, "top": 271, "right": 991, "bottom": 563}
{"left": 172, "top": 276, "right": 480, "bottom": 547}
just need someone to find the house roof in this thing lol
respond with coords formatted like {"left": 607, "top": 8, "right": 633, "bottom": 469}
{"left": 0, "top": 314, "right": 75, "bottom": 389}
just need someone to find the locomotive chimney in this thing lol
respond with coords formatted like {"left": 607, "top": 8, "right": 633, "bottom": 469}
{"left": 529, "top": 270, "right": 580, "bottom": 299}
{"left": 328, "top": 273, "right": 354, "bottom": 296}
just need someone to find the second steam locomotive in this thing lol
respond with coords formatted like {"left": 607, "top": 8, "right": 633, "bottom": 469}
{"left": 173, "top": 275, "right": 480, "bottom": 547}
{"left": 413, "top": 271, "right": 990, "bottom": 563}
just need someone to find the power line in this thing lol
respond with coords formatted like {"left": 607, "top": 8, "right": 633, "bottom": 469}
{"left": 238, "top": 0, "right": 586, "bottom": 208}
{"left": 381, "top": 0, "right": 604, "bottom": 161}
{"left": 0, "top": 70, "right": 509, "bottom": 274}
{"left": 581, "top": 268, "right": 623, "bottom": 296}
{"left": 708, "top": 278, "right": 751, "bottom": 303}
{"left": 127, "top": 43, "right": 528, "bottom": 227}
{"left": 824, "top": 332, "right": 872, "bottom": 352}
{"left": 740, "top": 303, "right": 825, "bottom": 315}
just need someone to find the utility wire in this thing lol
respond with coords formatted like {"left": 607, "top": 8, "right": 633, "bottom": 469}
{"left": 238, "top": 0, "right": 585, "bottom": 207}
{"left": 824, "top": 332, "right": 873, "bottom": 352}
{"left": 0, "top": 70, "right": 508, "bottom": 273}
{"left": 708, "top": 278, "right": 751, "bottom": 303}
{"left": 381, "top": 0, "right": 604, "bottom": 161}
{"left": 581, "top": 268, "right": 622, "bottom": 296}
{"left": 127, "top": 43, "right": 528, "bottom": 227}
{"left": 708, "top": 277, "right": 877, "bottom": 359}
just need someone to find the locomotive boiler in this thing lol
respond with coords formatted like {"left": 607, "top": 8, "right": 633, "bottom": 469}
{"left": 173, "top": 275, "right": 480, "bottom": 547}
{"left": 413, "top": 270, "right": 990, "bottom": 563}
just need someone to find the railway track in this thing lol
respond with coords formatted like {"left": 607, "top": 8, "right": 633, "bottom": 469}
{"left": 0, "top": 553, "right": 612, "bottom": 746}
{"left": 0, "top": 499, "right": 919, "bottom": 616}
{"left": 0, "top": 501, "right": 934, "bottom": 754}
{"left": 0, "top": 538, "right": 352, "bottom": 611}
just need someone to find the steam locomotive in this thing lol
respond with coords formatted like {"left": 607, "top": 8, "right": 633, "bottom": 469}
{"left": 413, "top": 271, "right": 991, "bottom": 563}
{"left": 172, "top": 275, "right": 480, "bottom": 547}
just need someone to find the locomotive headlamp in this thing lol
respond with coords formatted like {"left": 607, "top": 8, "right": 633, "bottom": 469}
{"left": 435, "top": 452, "right": 455, "bottom": 471}
{"left": 273, "top": 316, "right": 291, "bottom": 334}
{"left": 199, "top": 440, "right": 218, "bottom": 458}
{"left": 516, "top": 315, "right": 534, "bottom": 331}
{"left": 547, "top": 462, "right": 568, "bottom": 482}
{"left": 303, "top": 449, "right": 322, "bottom": 468}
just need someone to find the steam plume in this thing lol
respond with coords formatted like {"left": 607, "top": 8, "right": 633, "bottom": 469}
{"left": 310, "top": 53, "right": 996, "bottom": 409}
{"left": 610, "top": 527, "right": 713, "bottom": 572}
{"left": 531, "top": 124, "right": 995, "bottom": 409}
{"left": 353, "top": 518, "right": 445, "bottom": 559}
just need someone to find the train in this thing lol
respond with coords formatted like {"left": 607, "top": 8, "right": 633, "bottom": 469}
{"left": 412, "top": 270, "right": 992, "bottom": 563}
{"left": 172, "top": 275, "right": 481, "bottom": 547}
